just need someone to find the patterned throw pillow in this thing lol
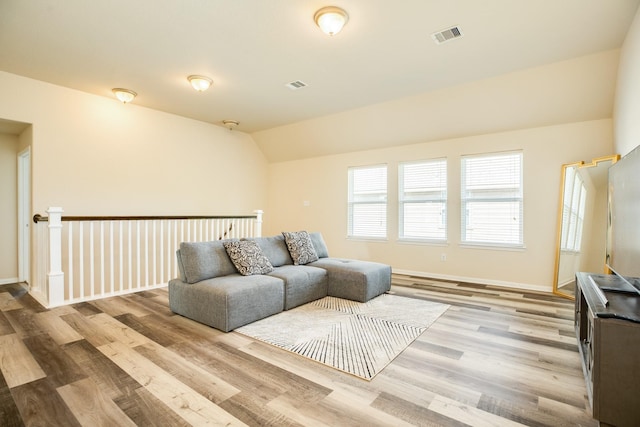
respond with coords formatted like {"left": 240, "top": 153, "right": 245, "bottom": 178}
{"left": 223, "top": 240, "right": 274, "bottom": 276}
{"left": 282, "top": 231, "right": 319, "bottom": 265}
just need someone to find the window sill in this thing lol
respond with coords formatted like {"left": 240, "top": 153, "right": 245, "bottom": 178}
{"left": 346, "top": 236, "right": 388, "bottom": 243}
{"left": 459, "top": 242, "right": 526, "bottom": 252}
{"left": 397, "top": 238, "right": 449, "bottom": 247}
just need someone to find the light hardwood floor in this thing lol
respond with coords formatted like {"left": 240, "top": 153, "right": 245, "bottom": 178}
{"left": 0, "top": 276, "right": 595, "bottom": 426}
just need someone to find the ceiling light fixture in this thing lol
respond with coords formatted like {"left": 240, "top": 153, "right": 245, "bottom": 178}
{"left": 112, "top": 88, "right": 137, "bottom": 104}
{"left": 314, "top": 6, "right": 349, "bottom": 36}
{"left": 222, "top": 120, "right": 239, "bottom": 130}
{"left": 188, "top": 75, "right": 213, "bottom": 92}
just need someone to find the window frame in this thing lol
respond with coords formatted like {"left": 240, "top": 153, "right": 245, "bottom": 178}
{"left": 347, "top": 164, "right": 388, "bottom": 240}
{"left": 460, "top": 151, "right": 524, "bottom": 248}
{"left": 398, "top": 158, "right": 448, "bottom": 243}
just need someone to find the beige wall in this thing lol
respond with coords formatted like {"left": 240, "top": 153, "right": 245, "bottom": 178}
{"left": 262, "top": 50, "right": 619, "bottom": 292}
{"left": 615, "top": 7, "right": 640, "bottom": 156}
{"left": 266, "top": 119, "right": 613, "bottom": 291}
{"left": 253, "top": 49, "right": 619, "bottom": 163}
{"left": 0, "top": 72, "right": 269, "bottom": 216}
{"left": 0, "top": 133, "right": 18, "bottom": 283}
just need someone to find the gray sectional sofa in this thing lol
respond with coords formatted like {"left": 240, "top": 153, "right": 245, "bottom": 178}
{"left": 168, "top": 232, "right": 391, "bottom": 332}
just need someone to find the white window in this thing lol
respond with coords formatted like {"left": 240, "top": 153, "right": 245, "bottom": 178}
{"left": 561, "top": 167, "right": 586, "bottom": 252}
{"left": 348, "top": 165, "right": 387, "bottom": 238}
{"left": 461, "top": 151, "right": 523, "bottom": 246}
{"left": 399, "top": 159, "right": 447, "bottom": 241}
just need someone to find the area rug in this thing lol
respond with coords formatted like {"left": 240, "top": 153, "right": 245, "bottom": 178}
{"left": 235, "top": 294, "right": 449, "bottom": 380}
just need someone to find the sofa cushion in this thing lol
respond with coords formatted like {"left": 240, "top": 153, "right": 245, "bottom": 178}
{"left": 268, "top": 265, "right": 328, "bottom": 310}
{"left": 309, "top": 232, "right": 329, "bottom": 258}
{"left": 310, "top": 258, "right": 391, "bottom": 302}
{"left": 168, "top": 275, "right": 284, "bottom": 332}
{"left": 223, "top": 240, "right": 274, "bottom": 276}
{"left": 282, "top": 231, "right": 319, "bottom": 265}
{"left": 179, "top": 240, "right": 238, "bottom": 284}
{"left": 249, "top": 235, "right": 293, "bottom": 267}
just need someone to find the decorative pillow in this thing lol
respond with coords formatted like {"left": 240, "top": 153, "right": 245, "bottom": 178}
{"left": 282, "top": 231, "right": 319, "bottom": 265}
{"left": 223, "top": 240, "right": 274, "bottom": 276}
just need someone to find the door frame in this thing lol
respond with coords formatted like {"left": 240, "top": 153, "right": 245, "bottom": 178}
{"left": 17, "top": 146, "right": 30, "bottom": 285}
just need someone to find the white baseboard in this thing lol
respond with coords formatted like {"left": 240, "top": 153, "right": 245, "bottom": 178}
{"left": 0, "top": 277, "right": 19, "bottom": 286}
{"left": 28, "top": 288, "right": 49, "bottom": 308}
{"left": 392, "top": 269, "right": 550, "bottom": 293}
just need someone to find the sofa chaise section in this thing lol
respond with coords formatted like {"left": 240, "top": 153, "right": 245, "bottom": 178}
{"left": 310, "top": 258, "right": 391, "bottom": 302}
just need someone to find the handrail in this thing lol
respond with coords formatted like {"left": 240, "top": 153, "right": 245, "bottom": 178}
{"left": 33, "top": 213, "right": 258, "bottom": 223}
{"left": 30, "top": 207, "right": 263, "bottom": 307}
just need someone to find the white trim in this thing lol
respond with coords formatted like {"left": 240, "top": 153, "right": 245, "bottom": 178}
{"left": 28, "top": 288, "right": 49, "bottom": 308}
{"left": 392, "top": 268, "right": 549, "bottom": 293}
{"left": 559, "top": 278, "right": 574, "bottom": 287}
{"left": 17, "top": 147, "right": 31, "bottom": 284}
{"left": 397, "top": 238, "right": 449, "bottom": 247}
{"left": 346, "top": 237, "right": 389, "bottom": 243}
{"left": 459, "top": 243, "right": 526, "bottom": 252}
{"left": 45, "top": 283, "right": 169, "bottom": 309}
{"left": 0, "top": 277, "right": 19, "bottom": 285}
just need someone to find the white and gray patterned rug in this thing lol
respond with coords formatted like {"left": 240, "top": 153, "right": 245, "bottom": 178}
{"left": 236, "top": 294, "right": 449, "bottom": 380}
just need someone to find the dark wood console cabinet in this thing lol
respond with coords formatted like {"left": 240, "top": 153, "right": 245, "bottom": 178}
{"left": 575, "top": 272, "right": 640, "bottom": 426}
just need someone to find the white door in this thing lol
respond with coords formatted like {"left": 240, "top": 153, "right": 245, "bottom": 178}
{"left": 18, "top": 147, "right": 30, "bottom": 285}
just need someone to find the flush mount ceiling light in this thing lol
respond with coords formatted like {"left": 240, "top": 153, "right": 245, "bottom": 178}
{"left": 222, "top": 119, "right": 239, "bottom": 130}
{"left": 188, "top": 75, "right": 213, "bottom": 92}
{"left": 112, "top": 88, "right": 137, "bottom": 104}
{"left": 314, "top": 6, "right": 349, "bottom": 36}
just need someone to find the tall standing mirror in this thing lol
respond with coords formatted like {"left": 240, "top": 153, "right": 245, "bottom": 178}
{"left": 553, "top": 155, "right": 620, "bottom": 299}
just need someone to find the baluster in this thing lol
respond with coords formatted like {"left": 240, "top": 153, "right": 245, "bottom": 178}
{"left": 89, "top": 221, "right": 95, "bottom": 298}
{"left": 136, "top": 221, "right": 141, "bottom": 289}
{"left": 128, "top": 221, "right": 133, "bottom": 292}
{"left": 119, "top": 221, "right": 123, "bottom": 292}
{"left": 144, "top": 220, "right": 149, "bottom": 289}
{"left": 100, "top": 221, "right": 105, "bottom": 296}
{"left": 159, "top": 221, "right": 165, "bottom": 283}
{"left": 182, "top": 219, "right": 192, "bottom": 242}
{"left": 173, "top": 220, "right": 178, "bottom": 277}
{"left": 79, "top": 222, "right": 84, "bottom": 300}
{"left": 109, "top": 221, "right": 114, "bottom": 295}
{"left": 152, "top": 221, "right": 157, "bottom": 286}
{"left": 67, "top": 222, "right": 73, "bottom": 301}
{"left": 166, "top": 220, "right": 171, "bottom": 280}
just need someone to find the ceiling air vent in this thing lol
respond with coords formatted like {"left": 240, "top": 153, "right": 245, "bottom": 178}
{"left": 432, "top": 26, "right": 463, "bottom": 44}
{"left": 285, "top": 80, "right": 308, "bottom": 90}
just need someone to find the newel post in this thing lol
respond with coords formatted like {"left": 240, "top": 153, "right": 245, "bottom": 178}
{"left": 253, "top": 210, "right": 263, "bottom": 237}
{"left": 47, "top": 207, "right": 65, "bottom": 306}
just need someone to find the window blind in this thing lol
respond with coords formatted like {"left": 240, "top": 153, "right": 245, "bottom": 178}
{"left": 399, "top": 159, "right": 447, "bottom": 240}
{"left": 461, "top": 151, "right": 523, "bottom": 246}
{"left": 348, "top": 165, "right": 387, "bottom": 238}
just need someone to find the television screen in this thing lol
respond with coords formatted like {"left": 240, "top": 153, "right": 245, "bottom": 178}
{"left": 607, "top": 144, "right": 640, "bottom": 288}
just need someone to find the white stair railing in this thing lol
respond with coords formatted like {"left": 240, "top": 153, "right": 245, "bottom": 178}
{"left": 31, "top": 208, "right": 263, "bottom": 308}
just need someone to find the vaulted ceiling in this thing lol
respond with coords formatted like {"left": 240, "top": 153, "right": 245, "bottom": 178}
{"left": 1, "top": 1, "right": 638, "bottom": 144}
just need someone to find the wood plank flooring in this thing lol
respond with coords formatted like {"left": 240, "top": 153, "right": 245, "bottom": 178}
{"left": 0, "top": 275, "right": 595, "bottom": 426}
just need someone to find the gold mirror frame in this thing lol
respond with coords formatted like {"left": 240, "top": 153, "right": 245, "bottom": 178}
{"left": 553, "top": 155, "right": 620, "bottom": 299}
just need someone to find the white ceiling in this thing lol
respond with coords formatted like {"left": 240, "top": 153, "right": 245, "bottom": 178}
{"left": 1, "top": 0, "right": 638, "bottom": 135}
